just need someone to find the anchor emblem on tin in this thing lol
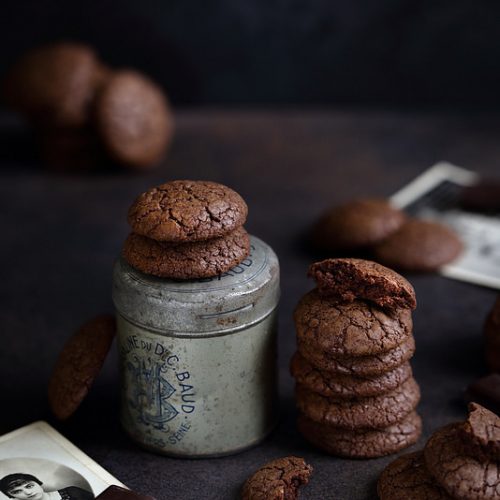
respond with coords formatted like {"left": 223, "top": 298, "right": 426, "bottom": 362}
{"left": 126, "top": 356, "right": 179, "bottom": 429}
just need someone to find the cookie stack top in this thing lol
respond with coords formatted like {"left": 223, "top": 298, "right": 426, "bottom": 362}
{"left": 379, "top": 403, "right": 500, "bottom": 500}
{"left": 123, "top": 180, "right": 251, "bottom": 279}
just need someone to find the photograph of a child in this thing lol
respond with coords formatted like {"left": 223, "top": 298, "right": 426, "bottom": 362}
{"left": 0, "top": 471, "right": 93, "bottom": 500}
{"left": 0, "top": 422, "right": 123, "bottom": 500}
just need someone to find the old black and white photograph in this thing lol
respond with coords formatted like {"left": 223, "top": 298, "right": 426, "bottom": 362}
{"left": 0, "top": 422, "right": 123, "bottom": 500}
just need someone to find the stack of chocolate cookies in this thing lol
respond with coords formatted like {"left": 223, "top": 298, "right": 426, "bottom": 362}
{"left": 378, "top": 403, "right": 500, "bottom": 499}
{"left": 123, "top": 180, "right": 251, "bottom": 279}
{"left": 291, "top": 258, "right": 422, "bottom": 458}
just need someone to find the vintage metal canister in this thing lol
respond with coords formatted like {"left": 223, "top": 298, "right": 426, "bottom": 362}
{"left": 112, "top": 235, "right": 280, "bottom": 457}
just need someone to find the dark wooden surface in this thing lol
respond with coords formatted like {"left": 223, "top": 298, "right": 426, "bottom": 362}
{"left": 1, "top": 110, "right": 499, "bottom": 499}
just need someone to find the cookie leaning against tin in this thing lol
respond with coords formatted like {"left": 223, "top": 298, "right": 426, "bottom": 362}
{"left": 298, "top": 411, "right": 421, "bottom": 459}
{"left": 294, "top": 289, "right": 412, "bottom": 357}
{"left": 290, "top": 352, "right": 412, "bottom": 398}
{"left": 241, "top": 456, "right": 312, "bottom": 500}
{"left": 48, "top": 315, "right": 116, "bottom": 420}
{"left": 122, "top": 227, "right": 250, "bottom": 279}
{"left": 128, "top": 180, "right": 248, "bottom": 242}
{"left": 378, "top": 451, "right": 453, "bottom": 500}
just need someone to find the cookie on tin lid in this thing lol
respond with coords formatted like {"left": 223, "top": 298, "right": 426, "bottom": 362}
{"left": 241, "top": 456, "right": 312, "bottom": 500}
{"left": 94, "top": 70, "right": 174, "bottom": 169}
{"left": 3, "top": 42, "right": 107, "bottom": 127}
{"left": 308, "top": 258, "right": 416, "bottom": 310}
{"left": 128, "top": 180, "right": 248, "bottom": 242}
{"left": 373, "top": 218, "right": 463, "bottom": 272}
{"left": 48, "top": 315, "right": 116, "bottom": 420}
{"left": 312, "top": 198, "right": 406, "bottom": 251}
{"left": 122, "top": 226, "right": 250, "bottom": 279}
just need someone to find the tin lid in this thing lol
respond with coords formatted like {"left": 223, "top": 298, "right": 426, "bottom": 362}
{"left": 112, "top": 235, "right": 280, "bottom": 337}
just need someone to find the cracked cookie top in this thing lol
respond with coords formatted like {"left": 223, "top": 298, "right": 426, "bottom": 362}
{"left": 308, "top": 257, "right": 416, "bottom": 310}
{"left": 241, "top": 456, "right": 312, "bottom": 500}
{"left": 128, "top": 180, "right": 248, "bottom": 242}
{"left": 294, "top": 289, "right": 412, "bottom": 357}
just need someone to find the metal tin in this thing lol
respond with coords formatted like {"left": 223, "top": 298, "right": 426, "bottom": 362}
{"left": 112, "top": 236, "right": 280, "bottom": 457}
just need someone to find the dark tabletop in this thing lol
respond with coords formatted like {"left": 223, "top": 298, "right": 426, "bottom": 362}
{"left": 0, "top": 109, "right": 499, "bottom": 500}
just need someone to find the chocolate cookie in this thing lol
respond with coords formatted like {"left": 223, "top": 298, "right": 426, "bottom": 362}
{"left": 312, "top": 198, "right": 406, "bottom": 251}
{"left": 128, "top": 180, "right": 248, "bottom": 242}
{"left": 48, "top": 315, "right": 116, "bottom": 420}
{"left": 378, "top": 452, "right": 453, "bottom": 500}
{"left": 298, "top": 411, "right": 421, "bottom": 458}
{"left": 290, "top": 352, "right": 412, "bottom": 398}
{"left": 297, "top": 334, "right": 415, "bottom": 376}
{"left": 296, "top": 377, "right": 420, "bottom": 429}
{"left": 461, "top": 403, "right": 500, "bottom": 460}
{"left": 424, "top": 423, "right": 500, "bottom": 500}
{"left": 241, "top": 456, "right": 312, "bottom": 500}
{"left": 95, "top": 70, "right": 173, "bottom": 168}
{"left": 484, "top": 297, "right": 500, "bottom": 372}
{"left": 373, "top": 219, "right": 463, "bottom": 272}
{"left": 4, "top": 43, "right": 106, "bottom": 127}
{"left": 308, "top": 258, "right": 416, "bottom": 310}
{"left": 294, "top": 289, "right": 412, "bottom": 357}
{"left": 122, "top": 227, "right": 250, "bottom": 279}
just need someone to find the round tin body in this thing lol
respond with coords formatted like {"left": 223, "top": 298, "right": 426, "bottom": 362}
{"left": 112, "top": 236, "right": 280, "bottom": 457}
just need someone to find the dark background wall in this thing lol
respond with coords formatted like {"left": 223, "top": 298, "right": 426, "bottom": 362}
{"left": 2, "top": 0, "right": 500, "bottom": 108}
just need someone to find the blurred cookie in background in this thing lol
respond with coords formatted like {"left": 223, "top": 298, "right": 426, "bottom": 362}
{"left": 3, "top": 43, "right": 106, "bottom": 127}
{"left": 372, "top": 219, "right": 463, "bottom": 272}
{"left": 2, "top": 42, "right": 174, "bottom": 171}
{"left": 311, "top": 198, "right": 406, "bottom": 252}
{"left": 94, "top": 70, "right": 173, "bottom": 170}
